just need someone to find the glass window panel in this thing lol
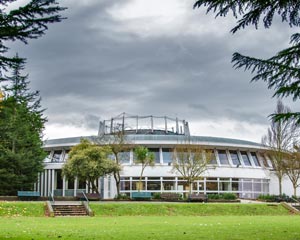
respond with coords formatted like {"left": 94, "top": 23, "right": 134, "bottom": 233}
{"left": 118, "top": 151, "right": 130, "bottom": 164}
{"left": 206, "top": 181, "right": 218, "bottom": 191}
{"left": 260, "top": 154, "right": 270, "bottom": 168}
{"left": 206, "top": 150, "right": 217, "bottom": 165}
{"left": 120, "top": 181, "right": 130, "bottom": 191}
{"left": 149, "top": 148, "right": 160, "bottom": 164}
{"left": 162, "top": 148, "right": 173, "bottom": 164}
{"left": 64, "top": 150, "right": 70, "bottom": 162}
{"left": 147, "top": 181, "right": 161, "bottom": 191}
{"left": 162, "top": 181, "right": 176, "bottom": 191}
{"left": 218, "top": 150, "right": 229, "bottom": 165}
{"left": 251, "top": 152, "right": 260, "bottom": 166}
{"left": 44, "top": 151, "right": 51, "bottom": 162}
{"left": 241, "top": 151, "right": 251, "bottom": 166}
{"left": 242, "top": 179, "right": 252, "bottom": 191}
{"left": 230, "top": 151, "right": 241, "bottom": 166}
{"left": 52, "top": 150, "right": 62, "bottom": 162}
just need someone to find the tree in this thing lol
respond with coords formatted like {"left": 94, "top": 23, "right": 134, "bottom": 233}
{"left": 172, "top": 144, "right": 211, "bottom": 195}
{"left": 283, "top": 145, "right": 300, "bottom": 197}
{"left": 0, "top": 0, "right": 66, "bottom": 74}
{"left": 262, "top": 100, "right": 299, "bottom": 195}
{"left": 134, "top": 146, "right": 155, "bottom": 191}
{"left": 62, "top": 139, "right": 120, "bottom": 194}
{"left": 193, "top": 1, "right": 300, "bottom": 123}
{"left": 0, "top": 57, "right": 46, "bottom": 195}
{"left": 105, "top": 132, "right": 133, "bottom": 196}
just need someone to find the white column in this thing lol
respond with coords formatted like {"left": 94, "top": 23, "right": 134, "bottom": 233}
{"left": 62, "top": 176, "right": 66, "bottom": 197}
{"left": 40, "top": 172, "right": 44, "bottom": 196}
{"left": 74, "top": 177, "right": 78, "bottom": 196}
{"left": 51, "top": 169, "right": 55, "bottom": 196}
{"left": 159, "top": 148, "right": 163, "bottom": 164}
{"left": 44, "top": 170, "right": 48, "bottom": 196}
{"left": 98, "top": 178, "right": 101, "bottom": 195}
{"left": 37, "top": 173, "right": 40, "bottom": 193}
{"left": 48, "top": 169, "right": 51, "bottom": 197}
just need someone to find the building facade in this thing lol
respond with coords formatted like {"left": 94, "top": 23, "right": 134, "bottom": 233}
{"left": 37, "top": 114, "right": 298, "bottom": 199}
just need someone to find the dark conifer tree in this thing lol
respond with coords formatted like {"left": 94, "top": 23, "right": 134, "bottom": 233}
{"left": 194, "top": 1, "right": 300, "bottom": 123}
{"left": 0, "top": 56, "right": 46, "bottom": 195}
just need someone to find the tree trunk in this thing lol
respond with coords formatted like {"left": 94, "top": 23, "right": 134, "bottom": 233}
{"left": 113, "top": 171, "right": 120, "bottom": 196}
{"left": 278, "top": 176, "right": 282, "bottom": 195}
{"left": 293, "top": 184, "right": 297, "bottom": 197}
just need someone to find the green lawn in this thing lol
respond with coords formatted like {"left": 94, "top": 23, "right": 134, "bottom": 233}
{"left": 1, "top": 216, "right": 300, "bottom": 240}
{"left": 0, "top": 202, "right": 300, "bottom": 240}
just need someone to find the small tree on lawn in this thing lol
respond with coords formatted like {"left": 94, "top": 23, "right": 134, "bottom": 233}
{"left": 62, "top": 139, "right": 120, "bottom": 194}
{"left": 262, "top": 101, "right": 299, "bottom": 195}
{"left": 284, "top": 146, "right": 300, "bottom": 197}
{"left": 97, "top": 128, "right": 133, "bottom": 196}
{"left": 172, "top": 144, "right": 212, "bottom": 195}
{"left": 134, "top": 146, "right": 155, "bottom": 191}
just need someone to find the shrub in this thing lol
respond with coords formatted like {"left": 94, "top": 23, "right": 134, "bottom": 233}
{"left": 153, "top": 193, "right": 161, "bottom": 199}
{"left": 222, "top": 193, "right": 237, "bottom": 200}
{"left": 114, "top": 194, "right": 130, "bottom": 200}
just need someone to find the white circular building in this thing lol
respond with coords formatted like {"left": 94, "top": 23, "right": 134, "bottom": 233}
{"left": 37, "top": 114, "right": 296, "bottom": 199}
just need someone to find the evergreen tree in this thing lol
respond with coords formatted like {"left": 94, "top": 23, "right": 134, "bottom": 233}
{"left": 0, "top": 0, "right": 66, "bottom": 74}
{"left": 0, "top": 56, "right": 46, "bottom": 195}
{"left": 194, "top": 1, "right": 300, "bottom": 123}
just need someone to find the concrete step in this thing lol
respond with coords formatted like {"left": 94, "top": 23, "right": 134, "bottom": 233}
{"left": 53, "top": 205, "right": 88, "bottom": 216}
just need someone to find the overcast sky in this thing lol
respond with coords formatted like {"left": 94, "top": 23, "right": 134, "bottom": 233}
{"left": 7, "top": 0, "right": 299, "bottom": 142}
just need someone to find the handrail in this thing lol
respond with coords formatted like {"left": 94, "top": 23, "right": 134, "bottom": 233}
{"left": 291, "top": 197, "right": 300, "bottom": 206}
{"left": 81, "top": 191, "right": 89, "bottom": 205}
{"left": 48, "top": 191, "right": 55, "bottom": 205}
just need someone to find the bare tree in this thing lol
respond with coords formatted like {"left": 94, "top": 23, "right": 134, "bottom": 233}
{"left": 96, "top": 129, "right": 133, "bottom": 196}
{"left": 262, "top": 100, "right": 299, "bottom": 195}
{"left": 172, "top": 144, "right": 212, "bottom": 195}
{"left": 284, "top": 146, "right": 300, "bottom": 197}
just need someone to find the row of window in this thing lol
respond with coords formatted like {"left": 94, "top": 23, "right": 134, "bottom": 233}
{"left": 44, "top": 148, "right": 272, "bottom": 168}
{"left": 120, "top": 177, "right": 269, "bottom": 199}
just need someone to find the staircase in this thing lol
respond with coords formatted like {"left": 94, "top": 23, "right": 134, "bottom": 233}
{"left": 52, "top": 202, "right": 88, "bottom": 216}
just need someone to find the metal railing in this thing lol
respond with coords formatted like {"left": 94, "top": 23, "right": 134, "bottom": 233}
{"left": 48, "top": 191, "right": 55, "bottom": 205}
{"left": 291, "top": 197, "right": 300, "bottom": 209}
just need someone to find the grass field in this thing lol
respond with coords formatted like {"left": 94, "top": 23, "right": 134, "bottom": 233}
{"left": 1, "top": 202, "right": 300, "bottom": 240}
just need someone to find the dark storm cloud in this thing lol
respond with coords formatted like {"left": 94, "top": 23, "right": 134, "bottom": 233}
{"left": 6, "top": 0, "right": 298, "bottom": 140}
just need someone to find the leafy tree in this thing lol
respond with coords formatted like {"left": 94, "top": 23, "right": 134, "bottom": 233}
{"left": 283, "top": 145, "right": 300, "bottom": 197}
{"left": 62, "top": 139, "right": 120, "bottom": 194}
{"left": 134, "top": 146, "right": 155, "bottom": 191}
{"left": 97, "top": 128, "right": 133, "bottom": 196}
{"left": 172, "top": 144, "right": 212, "bottom": 194}
{"left": 262, "top": 100, "right": 299, "bottom": 195}
{"left": 0, "top": 56, "right": 46, "bottom": 195}
{"left": 194, "top": 1, "right": 300, "bottom": 123}
{"left": 0, "top": 0, "right": 66, "bottom": 73}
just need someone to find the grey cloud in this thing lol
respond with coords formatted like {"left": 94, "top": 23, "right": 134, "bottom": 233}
{"left": 6, "top": 0, "right": 297, "bottom": 137}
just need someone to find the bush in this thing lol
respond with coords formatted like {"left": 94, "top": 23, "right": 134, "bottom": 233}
{"left": 208, "top": 193, "right": 237, "bottom": 200}
{"left": 222, "top": 193, "right": 237, "bottom": 200}
{"left": 114, "top": 194, "right": 129, "bottom": 200}
{"left": 153, "top": 193, "right": 161, "bottom": 199}
{"left": 258, "top": 194, "right": 292, "bottom": 202}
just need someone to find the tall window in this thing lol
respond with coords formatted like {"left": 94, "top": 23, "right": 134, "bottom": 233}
{"left": 241, "top": 151, "right": 251, "bottom": 166}
{"left": 52, "top": 150, "right": 62, "bottom": 162}
{"left": 250, "top": 152, "right": 260, "bottom": 167}
{"left": 118, "top": 151, "right": 130, "bottom": 164}
{"left": 218, "top": 150, "right": 229, "bottom": 165}
{"left": 206, "top": 150, "right": 217, "bottom": 165}
{"left": 230, "top": 151, "right": 241, "bottom": 166}
{"left": 149, "top": 148, "right": 160, "bottom": 164}
{"left": 162, "top": 148, "right": 173, "bottom": 164}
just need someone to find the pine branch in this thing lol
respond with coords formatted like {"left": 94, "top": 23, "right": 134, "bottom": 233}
{"left": 193, "top": 1, "right": 300, "bottom": 33}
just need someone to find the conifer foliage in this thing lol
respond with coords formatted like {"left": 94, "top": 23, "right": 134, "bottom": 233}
{"left": 0, "top": 0, "right": 66, "bottom": 74}
{"left": 0, "top": 56, "right": 46, "bottom": 195}
{"left": 194, "top": 1, "right": 300, "bottom": 123}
